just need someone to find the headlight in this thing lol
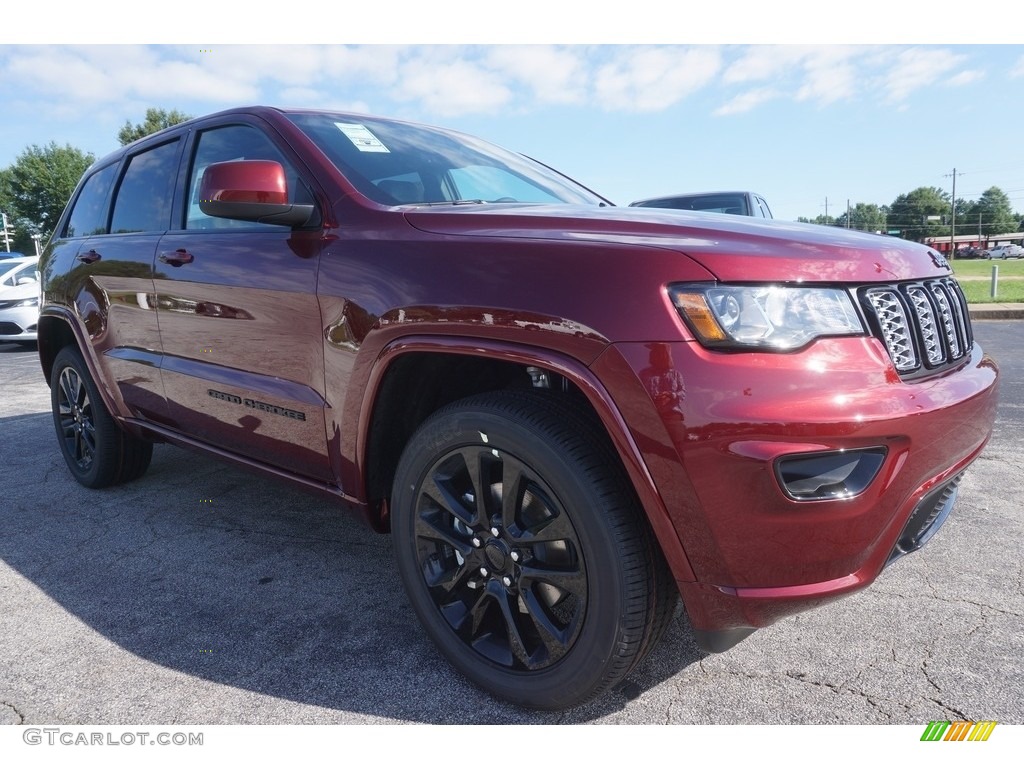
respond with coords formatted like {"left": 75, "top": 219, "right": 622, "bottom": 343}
{"left": 670, "top": 283, "right": 864, "bottom": 350}
{"left": 0, "top": 297, "right": 39, "bottom": 310}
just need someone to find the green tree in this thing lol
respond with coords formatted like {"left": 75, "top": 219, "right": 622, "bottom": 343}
{"left": 886, "top": 187, "right": 950, "bottom": 241}
{"left": 0, "top": 167, "right": 25, "bottom": 252}
{"left": 118, "top": 108, "right": 193, "bottom": 146}
{"left": 835, "top": 203, "right": 888, "bottom": 233}
{"left": 960, "top": 187, "right": 1018, "bottom": 237}
{"left": 796, "top": 214, "right": 838, "bottom": 226}
{"left": 2, "top": 142, "right": 95, "bottom": 248}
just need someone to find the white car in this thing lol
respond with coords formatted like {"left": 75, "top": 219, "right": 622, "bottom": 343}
{"left": 0, "top": 257, "right": 40, "bottom": 345}
{"left": 987, "top": 244, "right": 1023, "bottom": 260}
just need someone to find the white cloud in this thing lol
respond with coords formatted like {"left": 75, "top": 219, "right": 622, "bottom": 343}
{"left": 714, "top": 87, "right": 780, "bottom": 116}
{"left": 393, "top": 52, "right": 513, "bottom": 115}
{"left": 880, "top": 47, "right": 966, "bottom": 104}
{"left": 1013, "top": 55, "right": 1024, "bottom": 78}
{"left": 796, "top": 64, "right": 854, "bottom": 105}
{"left": 277, "top": 87, "right": 328, "bottom": 106}
{"left": 720, "top": 45, "right": 869, "bottom": 107}
{"left": 3, "top": 45, "right": 258, "bottom": 107}
{"left": 322, "top": 45, "right": 405, "bottom": 85}
{"left": 947, "top": 69, "right": 984, "bottom": 87}
{"left": 722, "top": 45, "right": 814, "bottom": 84}
{"left": 0, "top": 43, "right": 1003, "bottom": 126}
{"left": 794, "top": 47, "right": 864, "bottom": 104}
{"left": 486, "top": 46, "right": 588, "bottom": 105}
{"left": 594, "top": 46, "right": 721, "bottom": 111}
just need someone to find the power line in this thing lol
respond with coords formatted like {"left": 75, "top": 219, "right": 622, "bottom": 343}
{"left": 943, "top": 168, "right": 960, "bottom": 255}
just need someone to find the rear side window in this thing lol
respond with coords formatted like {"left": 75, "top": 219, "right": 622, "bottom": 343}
{"left": 65, "top": 163, "right": 117, "bottom": 237}
{"left": 110, "top": 141, "right": 181, "bottom": 234}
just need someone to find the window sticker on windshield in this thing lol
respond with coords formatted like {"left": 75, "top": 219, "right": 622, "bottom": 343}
{"left": 335, "top": 122, "right": 390, "bottom": 153}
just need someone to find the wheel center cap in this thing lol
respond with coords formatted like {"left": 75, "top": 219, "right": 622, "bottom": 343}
{"left": 484, "top": 541, "right": 509, "bottom": 571}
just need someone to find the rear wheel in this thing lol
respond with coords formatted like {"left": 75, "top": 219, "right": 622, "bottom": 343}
{"left": 50, "top": 345, "right": 153, "bottom": 488}
{"left": 391, "top": 391, "right": 674, "bottom": 709}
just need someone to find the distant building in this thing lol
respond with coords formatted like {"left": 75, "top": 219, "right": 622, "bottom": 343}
{"left": 924, "top": 232, "right": 1023, "bottom": 255}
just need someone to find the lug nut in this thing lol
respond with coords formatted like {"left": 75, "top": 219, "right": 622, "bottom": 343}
{"left": 471, "top": 537, "right": 481, "bottom": 547}
{"left": 479, "top": 567, "right": 489, "bottom": 577}
{"left": 503, "top": 577, "right": 512, "bottom": 587}
{"left": 510, "top": 551, "right": 520, "bottom": 562}
{"left": 490, "top": 527, "right": 500, "bottom": 536}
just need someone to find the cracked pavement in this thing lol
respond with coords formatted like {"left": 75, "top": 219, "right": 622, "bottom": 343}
{"left": 0, "top": 322, "right": 1021, "bottom": 725}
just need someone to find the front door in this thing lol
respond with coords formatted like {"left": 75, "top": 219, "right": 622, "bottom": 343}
{"left": 154, "top": 121, "right": 332, "bottom": 482}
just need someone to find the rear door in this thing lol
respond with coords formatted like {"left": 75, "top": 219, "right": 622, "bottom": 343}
{"left": 153, "top": 118, "right": 332, "bottom": 482}
{"left": 54, "top": 139, "right": 184, "bottom": 422}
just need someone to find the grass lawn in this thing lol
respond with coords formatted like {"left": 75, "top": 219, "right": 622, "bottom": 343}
{"left": 951, "top": 258, "right": 1024, "bottom": 278}
{"left": 952, "top": 258, "right": 1024, "bottom": 303}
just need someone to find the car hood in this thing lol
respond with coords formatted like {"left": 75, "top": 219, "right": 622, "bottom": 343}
{"left": 0, "top": 282, "right": 38, "bottom": 301}
{"left": 404, "top": 204, "right": 953, "bottom": 283}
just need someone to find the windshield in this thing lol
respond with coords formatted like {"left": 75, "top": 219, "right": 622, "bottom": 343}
{"left": 286, "top": 112, "right": 608, "bottom": 207}
{"left": 635, "top": 193, "right": 750, "bottom": 215}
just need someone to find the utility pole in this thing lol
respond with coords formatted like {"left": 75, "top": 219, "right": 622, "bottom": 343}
{"left": 824, "top": 197, "right": 828, "bottom": 223}
{"left": 1, "top": 212, "right": 13, "bottom": 252}
{"left": 944, "top": 168, "right": 960, "bottom": 258}
{"left": 846, "top": 199, "right": 851, "bottom": 229}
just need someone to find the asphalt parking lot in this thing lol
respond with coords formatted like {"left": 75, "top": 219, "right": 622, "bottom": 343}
{"left": 1, "top": 323, "right": 1021, "bottom": 725}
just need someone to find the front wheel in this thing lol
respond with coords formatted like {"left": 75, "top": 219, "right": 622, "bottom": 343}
{"left": 391, "top": 391, "right": 674, "bottom": 709}
{"left": 50, "top": 345, "right": 153, "bottom": 488}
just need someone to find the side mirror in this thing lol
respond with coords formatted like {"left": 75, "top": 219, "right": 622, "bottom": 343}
{"left": 199, "top": 160, "right": 315, "bottom": 227}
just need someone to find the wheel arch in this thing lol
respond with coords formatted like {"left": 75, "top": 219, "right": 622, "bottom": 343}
{"left": 355, "top": 335, "right": 696, "bottom": 584}
{"left": 38, "top": 309, "right": 130, "bottom": 428}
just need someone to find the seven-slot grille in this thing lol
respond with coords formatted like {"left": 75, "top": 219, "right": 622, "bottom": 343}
{"left": 861, "top": 278, "right": 973, "bottom": 377}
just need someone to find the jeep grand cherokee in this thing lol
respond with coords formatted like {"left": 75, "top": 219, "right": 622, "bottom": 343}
{"left": 37, "top": 106, "right": 999, "bottom": 710}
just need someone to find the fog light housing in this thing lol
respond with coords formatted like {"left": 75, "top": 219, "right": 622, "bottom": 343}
{"left": 775, "top": 448, "right": 887, "bottom": 501}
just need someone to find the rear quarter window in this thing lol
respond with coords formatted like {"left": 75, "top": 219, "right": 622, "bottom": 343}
{"left": 65, "top": 163, "right": 118, "bottom": 238}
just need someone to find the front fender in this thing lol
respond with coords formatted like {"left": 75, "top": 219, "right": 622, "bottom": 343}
{"left": 349, "top": 334, "right": 697, "bottom": 584}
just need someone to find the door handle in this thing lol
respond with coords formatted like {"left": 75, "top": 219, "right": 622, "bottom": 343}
{"left": 76, "top": 249, "right": 101, "bottom": 264}
{"left": 159, "top": 249, "right": 195, "bottom": 267}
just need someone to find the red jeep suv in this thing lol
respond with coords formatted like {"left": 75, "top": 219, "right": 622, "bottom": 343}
{"left": 37, "top": 106, "right": 998, "bottom": 710}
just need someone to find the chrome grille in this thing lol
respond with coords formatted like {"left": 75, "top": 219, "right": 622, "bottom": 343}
{"left": 862, "top": 278, "right": 972, "bottom": 377}
{"left": 929, "top": 281, "right": 962, "bottom": 359}
{"left": 906, "top": 286, "right": 942, "bottom": 365}
{"left": 865, "top": 290, "right": 917, "bottom": 371}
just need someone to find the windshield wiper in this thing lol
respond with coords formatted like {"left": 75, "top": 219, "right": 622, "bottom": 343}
{"left": 410, "top": 199, "right": 488, "bottom": 207}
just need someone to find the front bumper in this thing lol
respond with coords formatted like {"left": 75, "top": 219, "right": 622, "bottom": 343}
{"left": 592, "top": 335, "right": 998, "bottom": 648}
{"left": 0, "top": 306, "right": 39, "bottom": 342}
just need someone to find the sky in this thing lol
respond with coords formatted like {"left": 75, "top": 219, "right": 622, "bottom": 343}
{"left": 1, "top": 5, "right": 1022, "bottom": 223}
{"left": 0, "top": 4, "right": 1021, "bottom": 753}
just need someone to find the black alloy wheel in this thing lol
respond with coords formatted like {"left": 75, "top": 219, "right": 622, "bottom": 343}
{"left": 56, "top": 361, "right": 97, "bottom": 473}
{"left": 50, "top": 346, "right": 153, "bottom": 488}
{"left": 391, "top": 390, "right": 675, "bottom": 710}
{"left": 410, "top": 442, "right": 587, "bottom": 671}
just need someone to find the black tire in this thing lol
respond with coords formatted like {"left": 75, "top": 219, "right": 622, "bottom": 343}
{"left": 50, "top": 345, "right": 153, "bottom": 489}
{"left": 391, "top": 390, "right": 675, "bottom": 709}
